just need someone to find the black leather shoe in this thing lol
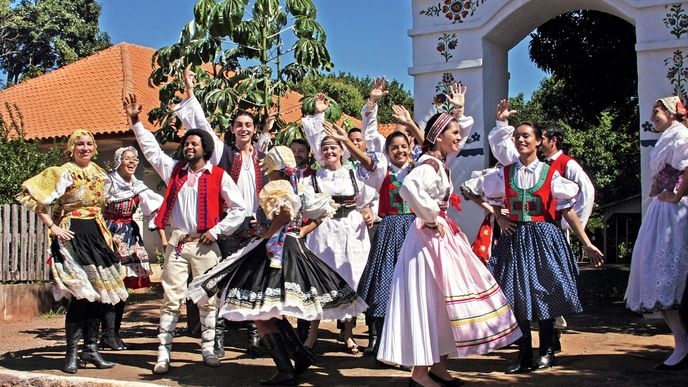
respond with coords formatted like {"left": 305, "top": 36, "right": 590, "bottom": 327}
{"left": 655, "top": 353, "right": 688, "bottom": 370}
{"left": 535, "top": 348, "right": 556, "bottom": 369}
{"left": 375, "top": 359, "right": 411, "bottom": 372}
{"left": 260, "top": 333, "right": 296, "bottom": 386}
{"left": 429, "top": 371, "right": 465, "bottom": 386}
{"left": 408, "top": 378, "right": 423, "bottom": 387}
{"left": 80, "top": 344, "right": 116, "bottom": 369}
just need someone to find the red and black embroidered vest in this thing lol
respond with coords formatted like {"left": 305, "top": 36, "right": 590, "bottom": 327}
{"left": 154, "top": 162, "right": 226, "bottom": 233}
{"left": 504, "top": 163, "right": 557, "bottom": 222}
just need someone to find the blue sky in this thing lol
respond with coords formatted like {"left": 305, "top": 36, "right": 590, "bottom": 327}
{"left": 99, "top": 0, "right": 546, "bottom": 98}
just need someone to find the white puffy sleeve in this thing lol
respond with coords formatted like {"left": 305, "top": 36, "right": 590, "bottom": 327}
{"left": 399, "top": 164, "right": 441, "bottom": 223}
{"left": 302, "top": 113, "right": 327, "bottom": 164}
{"left": 138, "top": 189, "right": 164, "bottom": 217}
{"left": 551, "top": 171, "right": 580, "bottom": 211}
{"left": 298, "top": 183, "right": 338, "bottom": 220}
{"left": 482, "top": 167, "right": 506, "bottom": 207}
{"left": 174, "top": 95, "right": 223, "bottom": 165}
{"left": 670, "top": 131, "right": 688, "bottom": 172}
{"left": 357, "top": 151, "right": 388, "bottom": 190}
{"left": 488, "top": 121, "right": 519, "bottom": 166}
{"left": 361, "top": 103, "right": 385, "bottom": 153}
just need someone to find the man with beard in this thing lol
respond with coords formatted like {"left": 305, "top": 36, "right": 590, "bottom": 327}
{"left": 123, "top": 94, "right": 247, "bottom": 375}
{"left": 174, "top": 69, "right": 271, "bottom": 358}
{"left": 290, "top": 138, "right": 316, "bottom": 182}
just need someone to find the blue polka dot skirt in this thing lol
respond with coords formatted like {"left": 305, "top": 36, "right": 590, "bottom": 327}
{"left": 357, "top": 214, "right": 416, "bottom": 318}
{"left": 488, "top": 221, "right": 582, "bottom": 322}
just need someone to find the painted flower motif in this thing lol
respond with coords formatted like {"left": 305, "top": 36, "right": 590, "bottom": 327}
{"left": 675, "top": 52, "right": 684, "bottom": 63}
{"left": 448, "top": 39, "right": 458, "bottom": 49}
{"left": 668, "top": 17, "right": 677, "bottom": 26}
{"left": 437, "top": 43, "right": 445, "bottom": 53}
{"left": 681, "top": 19, "right": 688, "bottom": 28}
{"left": 434, "top": 94, "right": 446, "bottom": 106}
{"left": 442, "top": 72, "right": 455, "bottom": 85}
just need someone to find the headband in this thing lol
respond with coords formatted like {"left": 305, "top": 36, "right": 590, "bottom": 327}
{"left": 425, "top": 112, "right": 455, "bottom": 144}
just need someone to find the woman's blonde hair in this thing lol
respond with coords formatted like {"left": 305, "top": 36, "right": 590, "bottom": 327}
{"left": 64, "top": 129, "right": 98, "bottom": 159}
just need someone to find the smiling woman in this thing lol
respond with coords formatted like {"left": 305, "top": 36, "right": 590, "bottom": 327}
{"left": 16, "top": 129, "right": 127, "bottom": 374}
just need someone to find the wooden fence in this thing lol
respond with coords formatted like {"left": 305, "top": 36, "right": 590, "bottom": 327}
{"left": 0, "top": 203, "right": 50, "bottom": 282}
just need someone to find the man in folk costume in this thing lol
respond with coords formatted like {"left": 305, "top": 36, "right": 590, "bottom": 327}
{"left": 488, "top": 99, "right": 596, "bottom": 359}
{"left": 123, "top": 95, "right": 247, "bottom": 375}
{"left": 174, "top": 69, "right": 271, "bottom": 357}
{"left": 289, "top": 138, "right": 316, "bottom": 183}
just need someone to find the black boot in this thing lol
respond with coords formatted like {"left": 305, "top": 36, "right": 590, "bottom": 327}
{"left": 81, "top": 312, "right": 116, "bottom": 369}
{"left": 363, "top": 316, "right": 378, "bottom": 356}
{"left": 296, "top": 319, "right": 310, "bottom": 343}
{"left": 505, "top": 321, "right": 533, "bottom": 374}
{"left": 114, "top": 301, "right": 128, "bottom": 350}
{"left": 276, "top": 318, "right": 316, "bottom": 376}
{"left": 246, "top": 321, "right": 266, "bottom": 357}
{"left": 63, "top": 321, "right": 82, "bottom": 374}
{"left": 536, "top": 318, "right": 556, "bottom": 369}
{"left": 552, "top": 329, "right": 562, "bottom": 353}
{"left": 214, "top": 316, "right": 226, "bottom": 358}
{"left": 100, "top": 303, "right": 121, "bottom": 350}
{"left": 260, "top": 333, "right": 296, "bottom": 386}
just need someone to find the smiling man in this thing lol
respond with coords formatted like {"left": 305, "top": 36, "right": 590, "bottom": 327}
{"left": 124, "top": 94, "right": 247, "bottom": 375}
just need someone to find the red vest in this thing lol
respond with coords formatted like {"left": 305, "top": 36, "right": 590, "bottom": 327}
{"left": 378, "top": 171, "right": 411, "bottom": 217}
{"left": 504, "top": 163, "right": 557, "bottom": 222}
{"left": 548, "top": 153, "right": 572, "bottom": 177}
{"left": 154, "top": 162, "right": 226, "bottom": 233}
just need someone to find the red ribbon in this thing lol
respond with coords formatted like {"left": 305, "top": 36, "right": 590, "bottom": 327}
{"left": 449, "top": 193, "right": 462, "bottom": 212}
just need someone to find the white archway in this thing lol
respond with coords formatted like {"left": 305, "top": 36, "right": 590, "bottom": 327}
{"left": 410, "top": 0, "right": 688, "bottom": 238}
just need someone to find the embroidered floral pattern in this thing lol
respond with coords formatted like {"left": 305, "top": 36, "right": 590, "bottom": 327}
{"left": 664, "top": 3, "right": 688, "bottom": 39}
{"left": 420, "top": 0, "right": 487, "bottom": 24}
{"left": 437, "top": 33, "right": 458, "bottom": 62}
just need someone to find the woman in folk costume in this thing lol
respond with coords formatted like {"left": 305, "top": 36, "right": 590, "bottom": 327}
{"left": 17, "top": 130, "right": 127, "bottom": 374}
{"left": 99, "top": 146, "right": 163, "bottom": 351}
{"left": 188, "top": 146, "right": 368, "bottom": 385}
{"left": 356, "top": 129, "right": 415, "bottom": 364}
{"left": 483, "top": 113, "right": 604, "bottom": 374}
{"left": 625, "top": 96, "right": 688, "bottom": 370}
{"left": 377, "top": 84, "right": 521, "bottom": 387}
{"left": 301, "top": 94, "right": 385, "bottom": 354}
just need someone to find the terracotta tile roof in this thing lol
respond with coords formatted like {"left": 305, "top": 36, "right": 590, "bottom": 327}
{"left": 0, "top": 42, "right": 363, "bottom": 141}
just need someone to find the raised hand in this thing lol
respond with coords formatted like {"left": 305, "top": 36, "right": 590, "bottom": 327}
{"left": 323, "top": 121, "right": 348, "bottom": 142}
{"left": 314, "top": 93, "right": 330, "bottom": 114}
{"left": 391, "top": 105, "right": 413, "bottom": 126}
{"left": 444, "top": 82, "right": 466, "bottom": 110}
{"left": 183, "top": 66, "right": 196, "bottom": 94}
{"left": 496, "top": 99, "right": 517, "bottom": 122}
{"left": 369, "top": 77, "right": 389, "bottom": 103}
{"left": 123, "top": 94, "right": 142, "bottom": 124}
{"left": 262, "top": 107, "right": 278, "bottom": 134}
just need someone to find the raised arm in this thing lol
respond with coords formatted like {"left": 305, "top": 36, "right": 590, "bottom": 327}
{"left": 443, "top": 84, "right": 474, "bottom": 163}
{"left": 124, "top": 94, "right": 177, "bottom": 183}
{"left": 392, "top": 104, "right": 424, "bottom": 144}
{"left": 301, "top": 93, "right": 329, "bottom": 164}
{"left": 174, "top": 68, "right": 223, "bottom": 165}
{"left": 323, "top": 121, "right": 374, "bottom": 171}
{"left": 361, "top": 77, "right": 388, "bottom": 153}
{"left": 489, "top": 99, "right": 520, "bottom": 165}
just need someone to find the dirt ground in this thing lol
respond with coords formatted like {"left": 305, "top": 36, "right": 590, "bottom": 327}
{"left": 0, "top": 285, "right": 687, "bottom": 386}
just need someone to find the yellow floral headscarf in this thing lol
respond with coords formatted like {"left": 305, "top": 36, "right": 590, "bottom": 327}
{"left": 65, "top": 129, "right": 98, "bottom": 159}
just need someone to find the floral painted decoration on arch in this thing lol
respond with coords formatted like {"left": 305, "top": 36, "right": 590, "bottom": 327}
{"left": 420, "top": 0, "right": 487, "bottom": 24}
{"left": 437, "top": 33, "right": 458, "bottom": 62}
{"left": 664, "top": 3, "right": 688, "bottom": 39}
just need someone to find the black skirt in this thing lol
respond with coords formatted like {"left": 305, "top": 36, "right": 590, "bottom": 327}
{"left": 188, "top": 235, "right": 368, "bottom": 321}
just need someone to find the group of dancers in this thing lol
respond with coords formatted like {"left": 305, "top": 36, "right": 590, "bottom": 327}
{"left": 16, "top": 65, "right": 688, "bottom": 385}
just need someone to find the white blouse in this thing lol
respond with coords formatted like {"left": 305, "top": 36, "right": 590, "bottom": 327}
{"left": 650, "top": 121, "right": 688, "bottom": 176}
{"left": 399, "top": 154, "right": 451, "bottom": 224}
{"left": 312, "top": 167, "right": 378, "bottom": 210}
{"left": 482, "top": 159, "right": 579, "bottom": 211}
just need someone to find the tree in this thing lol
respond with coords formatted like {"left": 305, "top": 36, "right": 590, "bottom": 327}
{"left": 292, "top": 72, "right": 414, "bottom": 124}
{"left": 529, "top": 10, "right": 638, "bottom": 129}
{"left": 149, "top": 0, "right": 333, "bottom": 143}
{"left": 0, "top": 0, "right": 111, "bottom": 85}
{"left": 0, "top": 103, "right": 63, "bottom": 204}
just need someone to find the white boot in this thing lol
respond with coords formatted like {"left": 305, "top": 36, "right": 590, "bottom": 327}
{"left": 153, "top": 314, "right": 178, "bottom": 374}
{"left": 199, "top": 306, "right": 220, "bottom": 367}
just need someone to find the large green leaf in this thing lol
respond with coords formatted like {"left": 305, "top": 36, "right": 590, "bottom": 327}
{"left": 194, "top": 0, "right": 215, "bottom": 28}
